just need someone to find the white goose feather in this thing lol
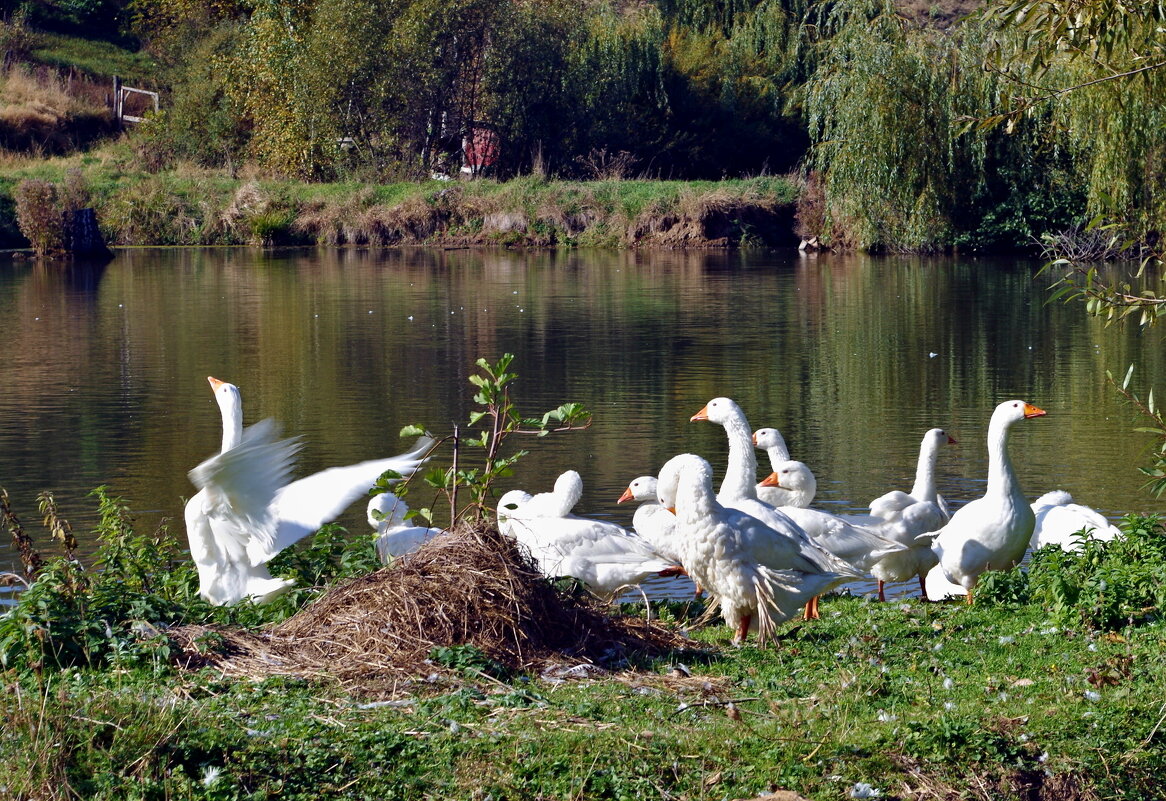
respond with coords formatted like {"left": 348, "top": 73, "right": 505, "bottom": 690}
{"left": 656, "top": 453, "right": 853, "bottom": 644}
{"left": 497, "top": 471, "right": 680, "bottom": 597}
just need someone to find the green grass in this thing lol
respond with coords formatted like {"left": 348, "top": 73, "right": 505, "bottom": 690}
{"left": 30, "top": 33, "right": 158, "bottom": 86}
{"left": 2, "top": 485, "right": 1163, "bottom": 799}
{"left": 4, "top": 595, "right": 1164, "bottom": 800}
{"left": 0, "top": 151, "right": 798, "bottom": 249}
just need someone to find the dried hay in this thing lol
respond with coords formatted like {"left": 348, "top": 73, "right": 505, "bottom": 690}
{"left": 219, "top": 181, "right": 271, "bottom": 230}
{"left": 170, "top": 523, "right": 699, "bottom": 696}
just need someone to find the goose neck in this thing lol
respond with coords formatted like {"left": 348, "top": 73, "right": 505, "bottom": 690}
{"left": 985, "top": 418, "right": 1019, "bottom": 498}
{"left": 219, "top": 396, "right": 244, "bottom": 453}
{"left": 720, "top": 414, "right": 758, "bottom": 500}
{"left": 675, "top": 463, "right": 718, "bottom": 524}
{"left": 909, "top": 439, "right": 940, "bottom": 502}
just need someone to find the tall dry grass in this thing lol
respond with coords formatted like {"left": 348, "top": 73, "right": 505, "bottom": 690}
{"left": 0, "top": 65, "right": 113, "bottom": 155}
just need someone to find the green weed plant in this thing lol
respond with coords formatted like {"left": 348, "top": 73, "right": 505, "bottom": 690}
{"left": 976, "top": 514, "right": 1166, "bottom": 630}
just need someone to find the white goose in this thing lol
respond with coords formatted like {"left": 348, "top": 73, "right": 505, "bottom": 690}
{"left": 865, "top": 428, "right": 955, "bottom": 600}
{"left": 496, "top": 470, "right": 682, "bottom": 597}
{"left": 616, "top": 475, "right": 682, "bottom": 564}
{"left": 757, "top": 460, "right": 817, "bottom": 510}
{"left": 693, "top": 397, "right": 903, "bottom": 617}
{"left": 184, "top": 376, "right": 432, "bottom": 605}
{"left": 367, "top": 493, "right": 445, "bottom": 563}
{"left": 656, "top": 453, "right": 853, "bottom": 644}
{"left": 185, "top": 417, "right": 302, "bottom": 605}
{"left": 928, "top": 399, "right": 1046, "bottom": 603}
{"left": 1029, "top": 490, "right": 1121, "bottom": 551}
{"left": 753, "top": 427, "right": 816, "bottom": 508}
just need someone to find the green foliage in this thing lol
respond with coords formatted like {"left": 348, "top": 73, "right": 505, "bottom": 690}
{"left": 0, "top": 9, "right": 37, "bottom": 63}
{"left": 802, "top": 0, "right": 970, "bottom": 250}
{"left": 978, "top": 0, "right": 1166, "bottom": 246}
{"left": 267, "top": 521, "right": 380, "bottom": 591}
{"left": 450, "top": 353, "right": 591, "bottom": 521}
{"left": 1106, "top": 367, "right": 1166, "bottom": 499}
{"left": 16, "top": 0, "right": 131, "bottom": 41}
{"left": 429, "top": 643, "right": 509, "bottom": 679}
{"left": 0, "top": 487, "right": 199, "bottom": 672}
{"left": 132, "top": 24, "right": 248, "bottom": 171}
{"left": 972, "top": 567, "right": 1031, "bottom": 606}
{"left": 123, "top": 0, "right": 807, "bottom": 178}
{"left": 977, "top": 515, "right": 1166, "bottom": 630}
{"left": 0, "top": 489, "right": 393, "bottom": 671}
{"left": 1041, "top": 270, "right": 1166, "bottom": 499}
{"left": 13, "top": 178, "right": 63, "bottom": 255}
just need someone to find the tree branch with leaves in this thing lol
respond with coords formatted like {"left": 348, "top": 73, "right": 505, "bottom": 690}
{"left": 376, "top": 354, "right": 592, "bottom": 530}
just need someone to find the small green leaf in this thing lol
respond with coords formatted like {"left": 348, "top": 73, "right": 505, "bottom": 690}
{"left": 399, "top": 424, "right": 428, "bottom": 438}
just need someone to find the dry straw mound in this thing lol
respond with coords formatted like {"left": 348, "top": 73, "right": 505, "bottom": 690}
{"left": 171, "top": 524, "right": 696, "bottom": 695}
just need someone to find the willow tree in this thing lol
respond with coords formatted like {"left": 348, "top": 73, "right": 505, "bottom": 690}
{"left": 797, "top": 0, "right": 1091, "bottom": 251}
{"left": 801, "top": 0, "right": 964, "bottom": 249}
{"left": 980, "top": 0, "right": 1166, "bottom": 246}
{"left": 657, "top": 0, "right": 807, "bottom": 177}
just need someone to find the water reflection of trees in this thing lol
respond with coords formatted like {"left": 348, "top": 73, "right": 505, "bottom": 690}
{"left": 0, "top": 248, "right": 1159, "bottom": 559}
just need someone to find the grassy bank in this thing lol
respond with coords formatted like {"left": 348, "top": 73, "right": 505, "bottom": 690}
{"left": 4, "top": 362, "right": 1162, "bottom": 800}
{"left": 0, "top": 149, "right": 799, "bottom": 251}
{"left": 4, "top": 591, "right": 1164, "bottom": 800}
{"left": 2, "top": 486, "right": 1165, "bottom": 800}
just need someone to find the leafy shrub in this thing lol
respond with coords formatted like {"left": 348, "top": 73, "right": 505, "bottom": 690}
{"left": 973, "top": 566, "right": 1031, "bottom": 606}
{"left": 977, "top": 515, "right": 1166, "bottom": 630}
{"left": 0, "top": 488, "right": 200, "bottom": 672}
{"left": 0, "top": 10, "right": 36, "bottom": 64}
{"left": 13, "top": 178, "right": 64, "bottom": 255}
{"left": 1028, "top": 515, "right": 1166, "bottom": 630}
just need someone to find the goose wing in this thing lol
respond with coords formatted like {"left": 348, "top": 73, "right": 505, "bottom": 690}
{"left": 261, "top": 436, "right": 434, "bottom": 560}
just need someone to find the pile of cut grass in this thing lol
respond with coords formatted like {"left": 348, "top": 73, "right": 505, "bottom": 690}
{"left": 170, "top": 523, "right": 698, "bottom": 697}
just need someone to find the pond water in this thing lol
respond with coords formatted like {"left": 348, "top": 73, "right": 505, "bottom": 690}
{"left": 0, "top": 247, "right": 1162, "bottom": 601}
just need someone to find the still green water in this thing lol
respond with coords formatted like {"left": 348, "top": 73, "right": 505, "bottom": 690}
{"left": 0, "top": 248, "right": 1161, "bottom": 596}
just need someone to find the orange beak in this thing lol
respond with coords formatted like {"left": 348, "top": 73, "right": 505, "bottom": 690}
{"left": 947, "top": 435, "right": 957, "bottom": 445}
{"left": 751, "top": 431, "right": 759, "bottom": 445}
{"left": 1023, "top": 403, "right": 1047, "bottom": 419}
{"left": 208, "top": 376, "right": 225, "bottom": 390}
{"left": 666, "top": 507, "right": 676, "bottom": 515}
{"left": 617, "top": 487, "right": 634, "bottom": 504}
{"left": 690, "top": 405, "right": 710, "bottom": 422}
{"left": 758, "top": 472, "right": 781, "bottom": 488}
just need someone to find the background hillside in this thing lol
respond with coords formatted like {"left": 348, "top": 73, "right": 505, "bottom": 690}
{"left": 1, "top": 0, "right": 1162, "bottom": 255}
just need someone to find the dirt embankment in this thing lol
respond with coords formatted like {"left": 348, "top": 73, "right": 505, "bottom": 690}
{"left": 285, "top": 180, "right": 800, "bottom": 250}
{"left": 1, "top": 174, "right": 802, "bottom": 250}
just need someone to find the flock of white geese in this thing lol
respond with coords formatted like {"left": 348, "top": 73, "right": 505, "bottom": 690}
{"left": 185, "top": 377, "right": 1121, "bottom": 644}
